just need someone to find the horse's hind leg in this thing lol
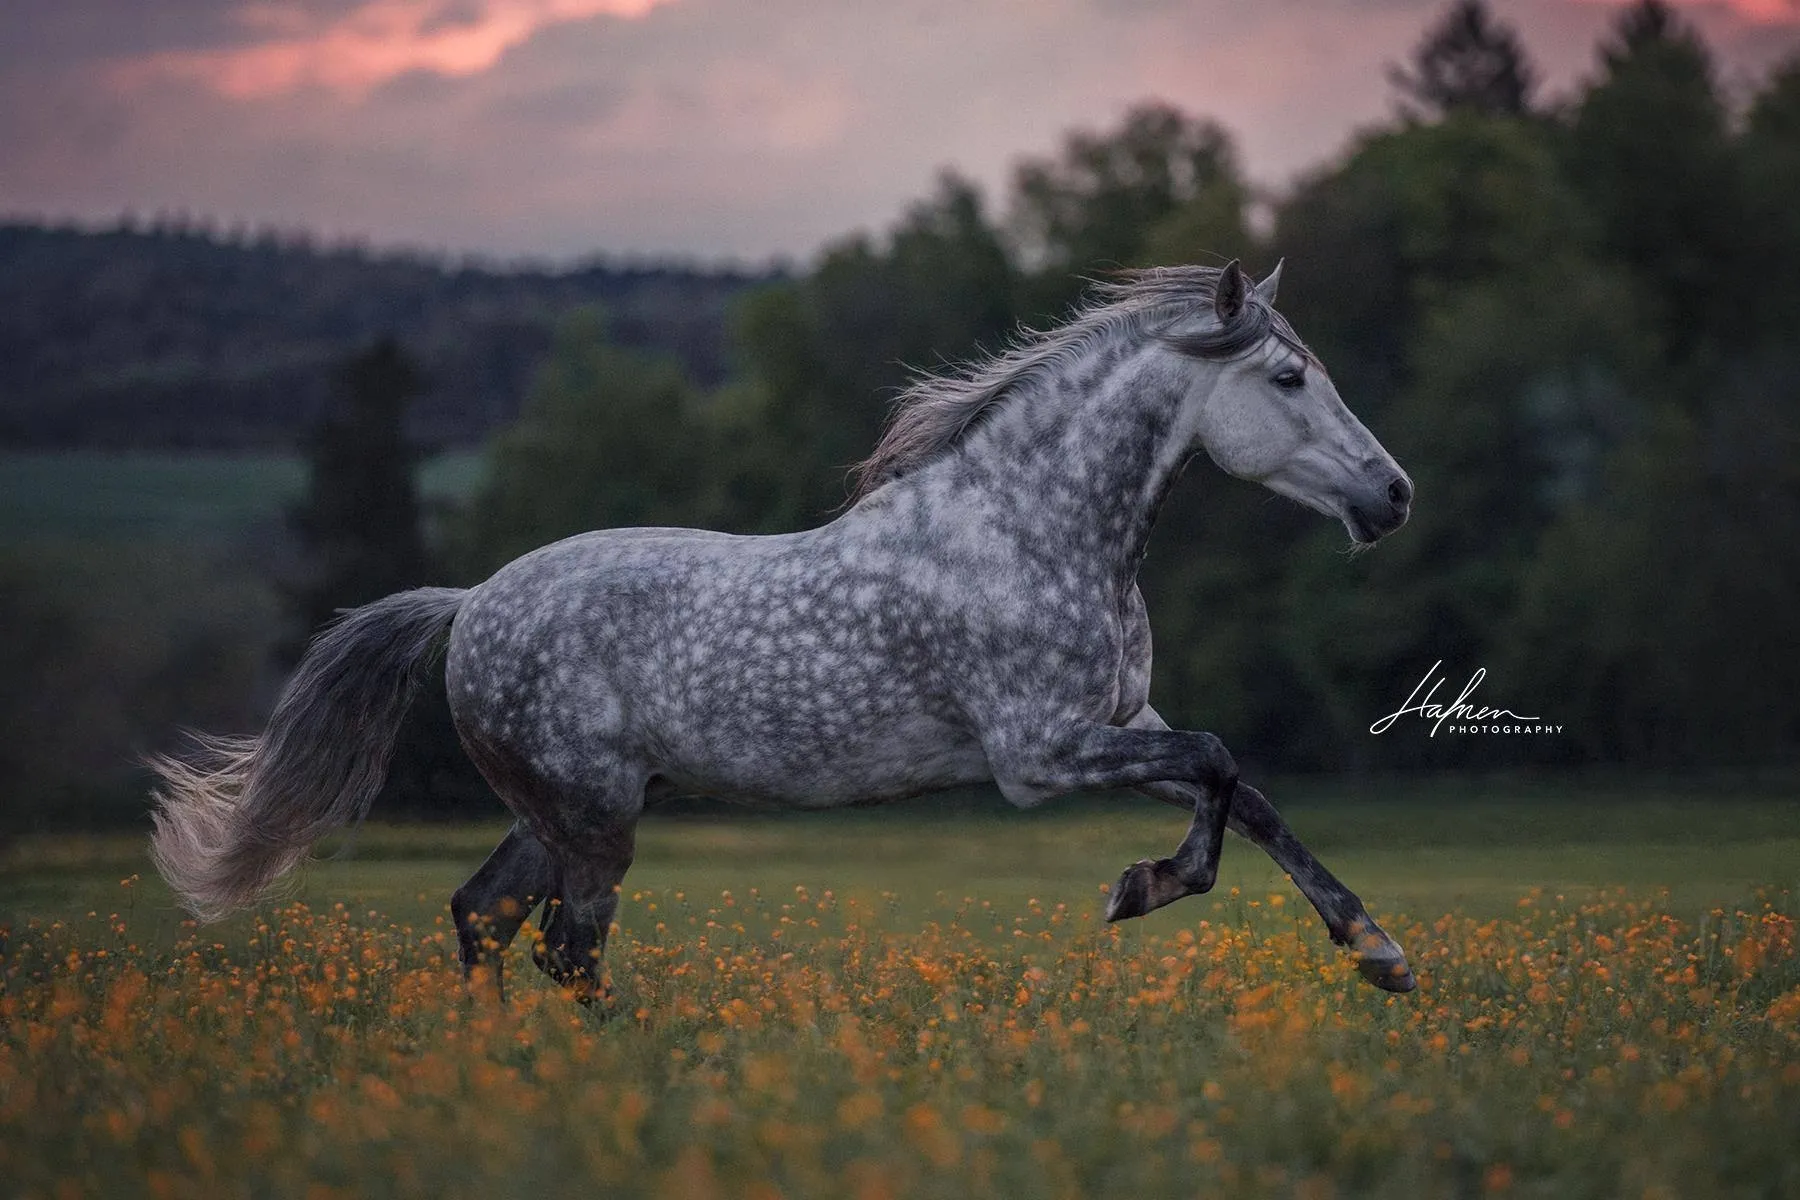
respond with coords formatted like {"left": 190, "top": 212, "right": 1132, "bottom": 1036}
{"left": 457, "top": 719, "right": 645, "bottom": 1003}
{"left": 532, "top": 816, "right": 637, "bottom": 1003}
{"left": 451, "top": 822, "right": 556, "bottom": 997}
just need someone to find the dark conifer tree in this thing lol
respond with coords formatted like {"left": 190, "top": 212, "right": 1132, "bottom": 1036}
{"left": 1566, "top": 0, "right": 1742, "bottom": 357}
{"left": 284, "top": 338, "right": 493, "bottom": 816}
{"left": 1389, "top": 0, "right": 1538, "bottom": 118}
{"left": 284, "top": 337, "right": 429, "bottom": 662}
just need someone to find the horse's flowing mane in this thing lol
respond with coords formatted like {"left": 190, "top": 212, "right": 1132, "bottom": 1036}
{"left": 848, "top": 264, "right": 1311, "bottom": 501}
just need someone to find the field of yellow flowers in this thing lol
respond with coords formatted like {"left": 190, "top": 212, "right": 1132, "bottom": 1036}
{"left": 4, "top": 795, "right": 1800, "bottom": 1198}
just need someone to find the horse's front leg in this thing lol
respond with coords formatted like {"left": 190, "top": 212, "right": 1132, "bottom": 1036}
{"left": 1118, "top": 710, "right": 1415, "bottom": 993}
{"left": 988, "top": 716, "right": 1238, "bottom": 922}
{"left": 1099, "top": 705, "right": 1236, "bottom": 922}
{"left": 1228, "top": 781, "right": 1415, "bottom": 992}
{"left": 1135, "top": 777, "right": 1414, "bottom": 991}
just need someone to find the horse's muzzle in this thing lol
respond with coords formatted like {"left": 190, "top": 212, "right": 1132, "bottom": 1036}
{"left": 1346, "top": 474, "right": 1412, "bottom": 543}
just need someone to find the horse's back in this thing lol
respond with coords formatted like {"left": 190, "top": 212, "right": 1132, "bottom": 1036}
{"left": 446, "top": 526, "right": 768, "bottom": 764}
{"left": 463, "top": 525, "right": 791, "bottom": 608}
{"left": 445, "top": 522, "right": 991, "bottom": 806}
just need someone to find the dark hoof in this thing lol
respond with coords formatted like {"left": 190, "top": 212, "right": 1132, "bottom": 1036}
{"left": 458, "top": 965, "right": 509, "bottom": 1005}
{"left": 1359, "top": 957, "right": 1417, "bottom": 993}
{"left": 1105, "top": 859, "right": 1157, "bottom": 922}
{"left": 532, "top": 945, "right": 607, "bottom": 1003}
{"left": 1347, "top": 923, "right": 1417, "bottom": 993}
{"left": 549, "top": 966, "right": 608, "bottom": 1007}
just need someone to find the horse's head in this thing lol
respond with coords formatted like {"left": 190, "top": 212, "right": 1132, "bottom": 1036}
{"left": 1167, "top": 260, "right": 1411, "bottom": 546}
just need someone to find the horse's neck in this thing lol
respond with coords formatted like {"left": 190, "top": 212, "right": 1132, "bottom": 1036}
{"left": 942, "top": 342, "right": 1207, "bottom": 588}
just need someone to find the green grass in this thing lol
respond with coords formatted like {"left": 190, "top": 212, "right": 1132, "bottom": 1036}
{"left": 7, "top": 784, "right": 1797, "bottom": 949}
{"left": 0, "top": 449, "right": 485, "bottom": 544}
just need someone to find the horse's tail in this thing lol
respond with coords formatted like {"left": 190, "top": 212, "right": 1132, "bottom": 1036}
{"left": 150, "top": 587, "right": 468, "bottom": 921}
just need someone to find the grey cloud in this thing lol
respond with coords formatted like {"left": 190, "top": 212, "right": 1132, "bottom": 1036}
{"left": 418, "top": 1, "right": 492, "bottom": 37}
{"left": 0, "top": 0, "right": 367, "bottom": 67}
{"left": 484, "top": 80, "right": 628, "bottom": 127}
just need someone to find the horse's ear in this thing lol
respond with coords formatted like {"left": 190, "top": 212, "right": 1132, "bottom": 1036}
{"left": 1255, "top": 259, "right": 1284, "bottom": 305}
{"left": 1215, "top": 259, "right": 1247, "bottom": 324}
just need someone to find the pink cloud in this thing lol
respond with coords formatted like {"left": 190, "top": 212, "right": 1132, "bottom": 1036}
{"left": 116, "top": 0, "right": 675, "bottom": 98}
{"left": 8, "top": 0, "right": 1797, "bottom": 260}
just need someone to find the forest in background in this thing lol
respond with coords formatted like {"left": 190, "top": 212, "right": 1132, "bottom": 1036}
{"left": 0, "top": 224, "right": 765, "bottom": 448}
{"left": 3, "top": 0, "right": 1797, "bottom": 831}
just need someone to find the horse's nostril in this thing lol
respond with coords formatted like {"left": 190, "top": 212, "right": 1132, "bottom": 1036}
{"left": 1387, "top": 477, "right": 1412, "bottom": 508}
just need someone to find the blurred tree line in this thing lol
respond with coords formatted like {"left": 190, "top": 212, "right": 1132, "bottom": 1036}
{"left": 0, "top": 223, "right": 766, "bottom": 448}
{"left": 3, "top": 0, "right": 1796, "bottom": 830}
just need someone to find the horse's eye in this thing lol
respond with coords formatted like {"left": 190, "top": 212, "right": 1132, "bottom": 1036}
{"left": 1273, "top": 369, "right": 1306, "bottom": 391}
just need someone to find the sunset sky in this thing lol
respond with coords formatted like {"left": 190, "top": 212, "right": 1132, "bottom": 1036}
{"left": 3, "top": 0, "right": 1797, "bottom": 263}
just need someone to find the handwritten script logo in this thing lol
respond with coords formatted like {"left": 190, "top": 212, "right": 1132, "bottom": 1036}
{"left": 1370, "top": 661, "right": 1562, "bottom": 738}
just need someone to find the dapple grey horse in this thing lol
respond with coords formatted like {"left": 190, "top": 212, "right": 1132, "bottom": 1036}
{"left": 151, "top": 260, "right": 1418, "bottom": 997}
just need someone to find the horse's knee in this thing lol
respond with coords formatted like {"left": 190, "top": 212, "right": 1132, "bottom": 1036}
{"left": 1193, "top": 732, "right": 1238, "bottom": 797}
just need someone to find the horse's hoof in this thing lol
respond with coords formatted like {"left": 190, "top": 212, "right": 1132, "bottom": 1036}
{"left": 531, "top": 945, "right": 608, "bottom": 1004}
{"left": 1105, "top": 860, "right": 1158, "bottom": 922}
{"left": 553, "top": 966, "right": 610, "bottom": 1007}
{"left": 1349, "top": 926, "right": 1417, "bottom": 993}
{"left": 1359, "top": 956, "right": 1417, "bottom": 992}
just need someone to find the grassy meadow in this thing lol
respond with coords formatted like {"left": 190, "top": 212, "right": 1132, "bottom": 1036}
{"left": 4, "top": 784, "right": 1800, "bottom": 1198}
